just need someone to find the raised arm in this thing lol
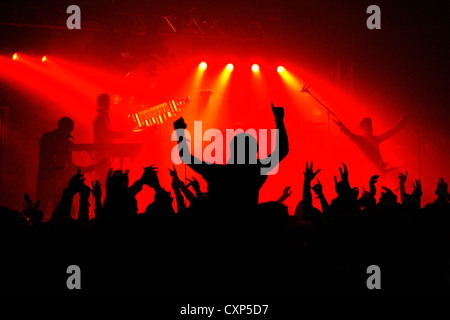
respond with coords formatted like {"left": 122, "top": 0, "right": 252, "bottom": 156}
{"left": 77, "top": 183, "right": 91, "bottom": 225}
{"left": 50, "top": 168, "right": 83, "bottom": 226}
{"left": 377, "top": 115, "right": 407, "bottom": 142}
{"left": 334, "top": 119, "right": 359, "bottom": 142}
{"left": 303, "top": 162, "right": 321, "bottom": 216}
{"left": 173, "top": 118, "right": 208, "bottom": 176}
{"left": 261, "top": 103, "right": 289, "bottom": 166}
{"left": 277, "top": 186, "right": 292, "bottom": 204}
{"left": 169, "top": 165, "right": 197, "bottom": 204}
{"left": 91, "top": 180, "right": 103, "bottom": 221}
{"left": 312, "top": 179, "right": 329, "bottom": 216}
{"left": 398, "top": 171, "right": 407, "bottom": 204}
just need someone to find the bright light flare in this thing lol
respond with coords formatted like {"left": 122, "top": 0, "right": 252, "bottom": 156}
{"left": 199, "top": 62, "right": 207, "bottom": 70}
{"left": 12, "top": 53, "right": 18, "bottom": 61}
{"left": 277, "top": 66, "right": 285, "bottom": 73}
{"left": 41, "top": 56, "right": 47, "bottom": 62}
{"left": 251, "top": 64, "right": 259, "bottom": 72}
{"left": 226, "top": 63, "right": 234, "bottom": 71}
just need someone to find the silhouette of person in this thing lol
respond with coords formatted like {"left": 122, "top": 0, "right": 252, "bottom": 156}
{"left": 334, "top": 115, "right": 407, "bottom": 172}
{"left": 94, "top": 93, "right": 126, "bottom": 144}
{"left": 173, "top": 103, "right": 288, "bottom": 212}
{"left": 36, "top": 117, "right": 76, "bottom": 220}
{"left": 93, "top": 93, "right": 125, "bottom": 181}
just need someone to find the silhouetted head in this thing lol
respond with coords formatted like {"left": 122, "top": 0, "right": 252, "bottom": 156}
{"left": 359, "top": 117, "right": 373, "bottom": 136}
{"left": 97, "top": 93, "right": 110, "bottom": 113}
{"left": 57, "top": 117, "right": 74, "bottom": 135}
{"left": 352, "top": 187, "right": 359, "bottom": 200}
{"left": 228, "top": 133, "right": 259, "bottom": 165}
{"left": 379, "top": 187, "right": 398, "bottom": 206}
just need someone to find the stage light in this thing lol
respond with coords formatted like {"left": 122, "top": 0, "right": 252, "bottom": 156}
{"left": 226, "top": 63, "right": 234, "bottom": 71}
{"left": 277, "top": 66, "right": 285, "bottom": 73}
{"left": 252, "top": 64, "right": 259, "bottom": 72}
{"left": 12, "top": 53, "right": 18, "bottom": 61}
{"left": 199, "top": 62, "right": 207, "bottom": 70}
{"left": 42, "top": 56, "right": 47, "bottom": 62}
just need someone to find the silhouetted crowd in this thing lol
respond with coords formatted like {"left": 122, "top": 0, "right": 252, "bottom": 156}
{"left": 1, "top": 116, "right": 449, "bottom": 300}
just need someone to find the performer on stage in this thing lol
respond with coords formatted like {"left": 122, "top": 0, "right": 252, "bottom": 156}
{"left": 93, "top": 93, "right": 126, "bottom": 182}
{"left": 334, "top": 115, "right": 408, "bottom": 173}
{"left": 36, "top": 117, "right": 76, "bottom": 220}
{"left": 93, "top": 93, "right": 125, "bottom": 144}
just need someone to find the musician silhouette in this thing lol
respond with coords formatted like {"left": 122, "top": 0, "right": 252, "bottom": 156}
{"left": 36, "top": 117, "right": 76, "bottom": 220}
{"left": 93, "top": 93, "right": 125, "bottom": 181}
{"left": 334, "top": 115, "right": 408, "bottom": 173}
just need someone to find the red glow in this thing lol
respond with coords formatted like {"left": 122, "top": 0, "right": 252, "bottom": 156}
{"left": 0, "top": 54, "right": 441, "bottom": 211}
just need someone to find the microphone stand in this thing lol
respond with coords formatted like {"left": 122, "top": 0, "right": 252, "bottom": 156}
{"left": 301, "top": 84, "right": 338, "bottom": 133}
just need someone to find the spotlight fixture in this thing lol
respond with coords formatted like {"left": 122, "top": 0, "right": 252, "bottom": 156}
{"left": 226, "top": 63, "right": 234, "bottom": 71}
{"left": 277, "top": 66, "right": 285, "bottom": 73}
{"left": 199, "top": 62, "right": 207, "bottom": 70}
{"left": 41, "top": 56, "right": 47, "bottom": 62}
{"left": 12, "top": 53, "right": 18, "bottom": 61}
{"left": 251, "top": 64, "right": 259, "bottom": 72}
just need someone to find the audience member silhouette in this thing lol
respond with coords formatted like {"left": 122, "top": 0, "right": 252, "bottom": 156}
{"left": 2, "top": 102, "right": 448, "bottom": 300}
{"left": 173, "top": 103, "right": 289, "bottom": 216}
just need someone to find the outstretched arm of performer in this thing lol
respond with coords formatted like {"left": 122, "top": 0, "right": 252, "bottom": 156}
{"left": 377, "top": 114, "right": 408, "bottom": 142}
{"left": 334, "top": 119, "right": 359, "bottom": 141}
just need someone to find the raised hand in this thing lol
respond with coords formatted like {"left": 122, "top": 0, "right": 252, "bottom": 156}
{"left": 168, "top": 165, "right": 179, "bottom": 178}
{"left": 334, "top": 119, "right": 345, "bottom": 129}
{"left": 282, "top": 186, "right": 292, "bottom": 198}
{"left": 68, "top": 168, "right": 85, "bottom": 194}
{"left": 312, "top": 179, "right": 323, "bottom": 198}
{"left": 173, "top": 117, "right": 187, "bottom": 130}
{"left": 339, "top": 162, "right": 349, "bottom": 184}
{"left": 277, "top": 186, "right": 292, "bottom": 204}
{"left": 91, "top": 180, "right": 102, "bottom": 200}
{"left": 186, "top": 177, "right": 200, "bottom": 190}
{"left": 141, "top": 165, "right": 160, "bottom": 189}
{"left": 23, "top": 193, "right": 43, "bottom": 226}
{"left": 413, "top": 179, "right": 422, "bottom": 196}
{"left": 398, "top": 171, "right": 408, "bottom": 186}
{"left": 369, "top": 175, "right": 379, "bottom": 196}
{"left": 271, "top": 103, "right": 284, "bottom": 121}
{"left": 168, "top": 165, "right": 183, "bottom": 190}
{"left": 435, "top": 178, "right": 449, "bottom": 200}
{"left": 304, "top": 162, "right": 321, "bottom": 182}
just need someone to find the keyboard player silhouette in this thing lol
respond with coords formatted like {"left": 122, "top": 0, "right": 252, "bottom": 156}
{"left": 93, "top": 93, "right": 126, "bottom": 181}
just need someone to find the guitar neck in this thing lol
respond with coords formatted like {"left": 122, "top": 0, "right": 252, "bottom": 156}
{"left": 128, "top": 97, "right": 191, "bottom": 132}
